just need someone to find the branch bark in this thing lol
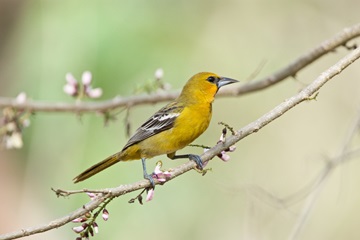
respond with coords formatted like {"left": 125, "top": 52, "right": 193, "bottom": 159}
{"left": 1, "top": 29, "right": 359, "bottom": 240}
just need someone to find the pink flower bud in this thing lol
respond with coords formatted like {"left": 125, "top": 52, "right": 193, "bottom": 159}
{"left": 154, "top": 68, "right": 164, "bottom": 80}
{"left": 5, "top": 132, "right": 23, "bottom": 149}
{"left": 219, "top": 151, "right": 230, "bottom": 162}
{"left": 102, "top": 209, "right": 109, "bottom": 221}
{"left": 82, "top": 71, "right": 92, "bottom": 85}
{"left": 86, "top": 87, "right": 103, "bottom": 98}
{"left": 16, "top": 92, "right": 27, "bottom": 104}
{"left": 153, "top": 161, "right": 162, "bottom": 174}
{"left": 163, "top": 171, "right": 172, "bottom": 178}
{"left": 72, "top": 217, "right": 87, "bottom": 223}
{"left": 152, "top": 161, "right": 171, "bottom": 182}
{"left": 86, "top": 192, "right": 97, "bottom": 200}
{"left": 146, "top": 188, "right": 154, "bottom": 202}
{"left": 63, "top": 84, "right": 77, "bottom": 96}
{"left": 72, "top": 225, "right": 85, "bottom": 233}
{"left": 65, "top": 73, "right": 77, "bottom": 85}
{"left": 93, "top": 222, "right": 99, "bottom": 233}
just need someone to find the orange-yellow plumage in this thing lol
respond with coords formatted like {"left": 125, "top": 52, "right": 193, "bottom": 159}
{"left": 73, "top": 72, "right": 238, "bottom": 183}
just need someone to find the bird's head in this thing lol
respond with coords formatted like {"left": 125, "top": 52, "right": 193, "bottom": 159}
{"left": 179, "top": 72, "right": 239, "bottom": 104}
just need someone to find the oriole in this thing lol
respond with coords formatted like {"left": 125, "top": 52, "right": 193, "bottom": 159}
{"left": 73, "top": 72, "right": 238, "bottom": 187}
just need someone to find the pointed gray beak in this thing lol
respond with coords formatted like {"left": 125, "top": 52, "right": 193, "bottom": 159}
{"left": 217, "top": 77, "right": 239, "bottom": 88}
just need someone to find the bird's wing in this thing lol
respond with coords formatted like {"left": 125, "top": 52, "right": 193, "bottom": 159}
{"left": 122, "top": 101, "right": 184, "bottom": 150}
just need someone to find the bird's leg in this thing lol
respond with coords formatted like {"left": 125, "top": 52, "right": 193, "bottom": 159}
{"left": 141, "top": 158, "right": 155, "bottom": 189}
{"left": 167, "top": 153, "right": 203, "bottom": 170}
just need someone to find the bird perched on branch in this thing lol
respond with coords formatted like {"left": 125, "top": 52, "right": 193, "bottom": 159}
{"left": 73, "top": 72, "right": 239, "bottom": 187}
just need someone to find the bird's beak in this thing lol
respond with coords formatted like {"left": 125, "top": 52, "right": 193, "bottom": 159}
{"left": 217, "top": 77, "right": 239, "bottom": 88}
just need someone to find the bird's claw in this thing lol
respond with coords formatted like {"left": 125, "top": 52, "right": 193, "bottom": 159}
{"left": 144, "top": 172, "right": 156, "bottom": 189}
{"left": 188, "top": 154, "right": 203, "bottom": 170}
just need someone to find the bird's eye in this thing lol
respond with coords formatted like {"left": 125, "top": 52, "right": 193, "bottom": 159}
{"left": 207, "top": 76, "right": 216, "bottom": 83}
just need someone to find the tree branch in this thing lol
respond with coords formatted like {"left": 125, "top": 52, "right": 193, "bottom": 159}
{"left": 0, "top": 23, "right": 359, "bottom": 113}
{"left": 1, "top": 29, "right": 359, "bottom": 240}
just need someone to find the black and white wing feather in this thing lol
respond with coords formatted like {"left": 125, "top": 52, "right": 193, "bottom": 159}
{"left": 122, "top": 102, "right": 183, "bottom": 150}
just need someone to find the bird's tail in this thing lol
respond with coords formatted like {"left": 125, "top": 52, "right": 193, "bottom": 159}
{"left": 73, "top": 152, "right": 121, "bottom": 183}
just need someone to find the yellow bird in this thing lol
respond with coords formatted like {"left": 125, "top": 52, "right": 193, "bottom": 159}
{"left": 73, "top": 72, "right": 238, "bottom": 187}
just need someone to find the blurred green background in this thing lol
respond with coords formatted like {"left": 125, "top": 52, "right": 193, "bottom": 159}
{"left": 1, "top": 0, "right": 360, "bottom": 239}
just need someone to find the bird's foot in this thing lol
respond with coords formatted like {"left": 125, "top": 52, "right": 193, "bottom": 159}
{"left": 141, "top": 158, "right": 155, "bottom": 189}
{"left": 188, "top": 154, "right": 203, "bottom": 170}
{"left": 144, "top": 172, "right": 155, "bottom": 189}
